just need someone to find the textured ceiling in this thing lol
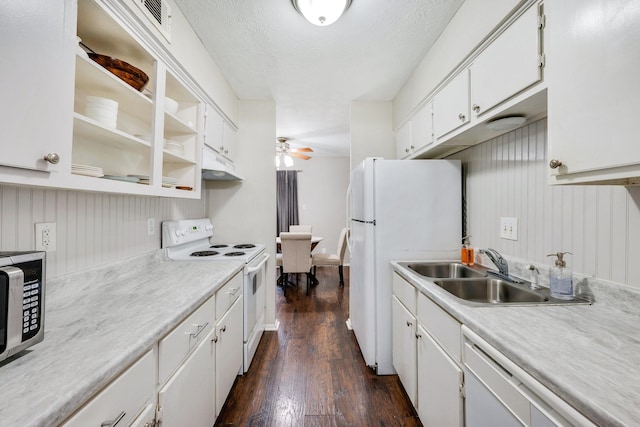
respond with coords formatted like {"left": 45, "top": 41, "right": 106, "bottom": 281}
{"left": 173, "top": 0, "right": 464, "bottom": 156}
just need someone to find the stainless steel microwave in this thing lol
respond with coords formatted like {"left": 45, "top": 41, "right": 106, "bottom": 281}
{"left": 0, "top": 251, "right": 45, "bottom": 362}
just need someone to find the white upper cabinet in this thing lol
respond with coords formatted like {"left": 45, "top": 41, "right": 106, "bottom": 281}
{"left": 395, "top": 120, "right": 413, "bottom": 159}
{"left": 401, "top": 0, "right": 545, "bottom": 159}
{"left": 0, "top": 0, "right": 210, "bottom": 198}
{"left": 547, "top": 0, "right": 640, "bottom": 185}
{"left": 0, "top": 0, "right": 74, "bottom": 173}
{"left": 411, "top": 102, "right": 434, "bottom": 154}
{"left": 221, "top": 121, "right": 238, "bottom": 163}
{"left": 433, "top": 70, "right": 470, "bottom": 139}
{"left": 470, "top": 3, "right": 542, "bottom": 118}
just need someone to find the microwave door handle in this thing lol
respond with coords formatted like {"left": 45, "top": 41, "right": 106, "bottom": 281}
{"left": 1, "top": 266, "right": 25, "bottom": 348}
{"left": 247, "top": 253, "right": 270, "bottom": 275}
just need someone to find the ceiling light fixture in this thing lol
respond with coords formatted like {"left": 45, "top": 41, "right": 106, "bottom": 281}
{"left": 291, "top": 0, "right": 353, "bottom": 26}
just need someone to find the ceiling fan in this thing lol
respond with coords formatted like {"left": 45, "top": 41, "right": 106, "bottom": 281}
{"left": 276, "top": 137, "right": 314, "bottom": 161}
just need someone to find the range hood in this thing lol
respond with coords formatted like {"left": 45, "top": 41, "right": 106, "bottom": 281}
{"left": 202, "top": 145, "right": 243, "bottom": 181}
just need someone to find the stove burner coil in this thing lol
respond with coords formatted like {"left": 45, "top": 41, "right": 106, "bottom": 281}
{"left": 210, "top": 244, "right": 229, "bottom": 249}
{"left": 190, "top": 250, "right": 219, "bottom": 257}
{"left": 234, "top": 244, "right": 256, "bottom": 249}
{"left": 224, "top": 251, "right": 246, "bottom": 257}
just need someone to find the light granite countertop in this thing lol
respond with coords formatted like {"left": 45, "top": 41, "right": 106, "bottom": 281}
{"left": 392, "top": 260, "right": 640, "bottom": 427}
{"left": 0, "top": 251, "right": 244, "bottom": 427}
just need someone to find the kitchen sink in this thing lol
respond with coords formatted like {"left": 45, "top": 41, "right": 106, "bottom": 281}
{"left": 432, "top": 277, "right": 592, "bottom": 306}
{"left": 404, "top": 262, "right": 487, "bottom": 279}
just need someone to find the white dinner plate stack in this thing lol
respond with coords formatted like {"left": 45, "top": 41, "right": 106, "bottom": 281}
{"left": 85, "top": 96, "right": 118, "bottom": 128}
{"left": 72, "top": 164, "right": 104, "bottom": 178}
{"left": 162, "top": 176, "right": 178, "bottom": 188}
{"left": 163, "top": 139, "right": 185, "bottom": 156}
{"left": 125, "top": 175, "right": 178, "bottom": 187}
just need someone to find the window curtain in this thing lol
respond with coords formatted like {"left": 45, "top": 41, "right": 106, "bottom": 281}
{"left": 276, "top": 170, "right": 299, "bottom": 235}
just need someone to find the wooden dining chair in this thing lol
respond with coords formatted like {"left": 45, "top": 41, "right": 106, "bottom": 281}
{"left": 279, "top": 232, "right": 313, "bottom": 295}
{"left": 312, "top": 227, "right": 349, "bottom": 286}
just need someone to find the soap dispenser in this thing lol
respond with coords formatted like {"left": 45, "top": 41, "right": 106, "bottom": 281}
{"left": 461, "top": 236, "right": 474, "bottom": 266}
{"left": 546, "top": 252, "right": 574, "bottom": 299}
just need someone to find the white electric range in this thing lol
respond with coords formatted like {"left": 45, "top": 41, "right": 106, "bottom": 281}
{"left": 162, "top": 218, "right": 269, "bottom": 373}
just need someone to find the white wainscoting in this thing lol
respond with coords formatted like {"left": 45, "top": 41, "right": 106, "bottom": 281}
{"left": 452, "top": 118, "right": 640, "bottom": 288}
{"left": 0, "top": 185, "right": 205, "bottom": 278}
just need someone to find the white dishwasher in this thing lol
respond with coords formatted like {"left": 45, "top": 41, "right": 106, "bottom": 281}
{"left": 462, "top": 326, "right": 595, "bottom": 427}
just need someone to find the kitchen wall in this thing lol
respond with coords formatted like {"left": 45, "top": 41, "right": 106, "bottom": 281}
{"left": 452, "top": 118, "right": 640, "bottom": 288}
{"left": 0, "top": 184, "right": 205, "bottom": 278}
{"left": 204, "top": 100, "right": 278, "bottom": 327}
{"left": 292, "top": 156, "right": 350, "bottom": 259}
{"left": 350, "top": 101, "right": 395, "bottom": 170}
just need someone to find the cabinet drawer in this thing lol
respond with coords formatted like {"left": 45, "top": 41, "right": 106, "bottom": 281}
{"left": 393, "top": 273, "right": 417, "bottom": 314}
{"left": 62, "top": 349, "right": 155, "bottom": 427}
{"left": 158, "top": 295, "right": 215, "bottom": 384}
{"left": 417, "top": 292, "right": 461, "bottom": 362}
{"left": 216, "top": 272, "right": 243, "bottom": 320}
{"left": 463, "top": 340, "right": 531, "bottom": 425}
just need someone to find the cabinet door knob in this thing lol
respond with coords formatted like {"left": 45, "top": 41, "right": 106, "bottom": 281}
{"left": 415, "top": 333, "right": 422, "bottom": 339}
{"left": 549, "top": 159, "right": 563, "bottom": 169}
{"left": 220, "top": 325, "right": 227, "bottom": 333}
{"left": 406, "top": 320, "right": 413, "bottom": 327}
{"left": 410, "top": 145, "right": 415, "bottom": 149}
{"left": 43, "top": 153, "right": 60, "bottom": 164}
{"left": 405, "top": 148, "right": 410, "bottom": 153}
{"left": 472, "top": 104, "right": 480, "bottom": 113}
{"left": 458, "top": 113, "right": 466, "bottom": 121}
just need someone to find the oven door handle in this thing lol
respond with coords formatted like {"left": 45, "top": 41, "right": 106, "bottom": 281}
{"left": 247, "top": 253, "right": 270, "bottom": 275}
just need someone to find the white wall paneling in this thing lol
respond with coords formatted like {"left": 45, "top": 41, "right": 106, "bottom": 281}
{"left": 0, "top": 184, "right": 205, "bottom": 279}
{"left": 452, "top": 118, "right": 640, "bottom": 288}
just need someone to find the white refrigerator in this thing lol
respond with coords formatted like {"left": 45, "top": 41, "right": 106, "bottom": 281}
{"left": 348, "top": 157, "right": 461, "bottom": 375}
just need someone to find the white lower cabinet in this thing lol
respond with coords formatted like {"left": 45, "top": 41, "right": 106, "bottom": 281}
{"left": 392, "top": 296, "right": 417, "bottom": 405}
{"left": 130, "top": 402, "right": 157, "bottom": 427}
{"left": 417, "top": 324, "right": 463, "bottom": 427}
{"left": 158, "top": 328, "right": 216, "bottom": 427}
{"left": 462, "top": 326, "right": 595, "bottom": 427}
{"left": 62, "top": 349, "right": 156, "bottom": 427}
{"left": 59, "top": 271, "right": 244, "bottom": 427}
{"left": 215, "top": 295, "right": 244, "bottom": 416}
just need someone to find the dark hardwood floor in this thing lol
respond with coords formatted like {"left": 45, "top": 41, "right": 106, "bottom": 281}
{"left": 215, "top": 266, "right": 421, "bottom": 426}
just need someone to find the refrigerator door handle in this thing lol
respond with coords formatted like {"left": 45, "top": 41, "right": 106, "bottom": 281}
{"left": 352, "top": 219, "right": 375, "bottom": 225}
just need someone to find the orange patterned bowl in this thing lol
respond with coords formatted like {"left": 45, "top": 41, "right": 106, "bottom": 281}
{"left": 88, "top": 53, "right": 149, "bottom": 91}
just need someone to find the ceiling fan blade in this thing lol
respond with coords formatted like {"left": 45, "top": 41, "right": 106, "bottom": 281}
{"left": 292, "top": 147, "right": 314, "bottom": 153}
{"left": 290, "top": 152, "right": 312, "bottom": 160}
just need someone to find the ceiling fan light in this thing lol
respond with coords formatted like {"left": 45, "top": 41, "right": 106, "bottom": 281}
{"left": 284, "top": 155, "right": 294, "bottom": 167}
{"left": 292, "top": 0, "right": 352, "bottom": 26}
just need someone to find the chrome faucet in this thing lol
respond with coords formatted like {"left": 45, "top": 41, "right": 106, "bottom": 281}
{"left": 478, "top": 248, "right": 524, "bottom": 283}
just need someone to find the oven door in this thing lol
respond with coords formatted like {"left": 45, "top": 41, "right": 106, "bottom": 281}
{"left": 243, "top": 252, "right": 269, "bottom": 372}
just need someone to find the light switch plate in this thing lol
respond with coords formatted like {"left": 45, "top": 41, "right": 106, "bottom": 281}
{"left": 500, "top": 217, "right": 518, "bottom": 240}
{"left": 147, "top": 218, "right": 155, "bottom": 236}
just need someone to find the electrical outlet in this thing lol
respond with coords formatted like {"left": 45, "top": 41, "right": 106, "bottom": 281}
{"left": 147, "top": 217, "right": 155, "bottom": 236}
{"left": 500, "top": 217, "right": 518, "bottom": 240}
{"left": 35, "top": 222, "right": 57, "bottom": 251}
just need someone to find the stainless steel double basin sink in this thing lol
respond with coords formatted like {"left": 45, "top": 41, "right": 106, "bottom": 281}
{"left": 398, "top": 262, "right": 592, "bottom": 306}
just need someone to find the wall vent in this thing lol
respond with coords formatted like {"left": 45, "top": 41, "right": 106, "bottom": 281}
{"left": 135, "top": 0, "right": 172, "bottom": 42}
